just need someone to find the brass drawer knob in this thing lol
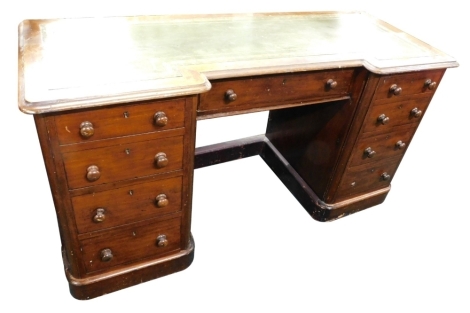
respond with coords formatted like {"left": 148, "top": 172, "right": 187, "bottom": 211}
{"left": 154, "top": 111, "right": 168, "bottom": 127}
{"left": 224, "top": 89, "right": 237, "bottom": 102}
{"left": 424, "top": 79, "right": 437, "bottom": 90}
{"left": 389, "top": 84, "right": 402, "bottom": 96}
{"left": 86, "top": 165, "right": 101, "bottom": 182}
{"left": 156, "top": 234, "right": 168, "bottom": 247}
{"left": 100, "top": 248, "right": 113, "bottom": 262}
{"left": 326, "top": 79, "right": 338, "bottom": 89}
{"left": 364, "top": 147, "right": 376, "bottom": 158}
{"left": 410, "top": 107, "right": 422, "bottom": 118}
{"left": 155, "top": 194, "right": 169, "bottom": 208}
{"left": 396, "top": 140, "right": 406, "bottom": 149}
{"left": 154, "top": 152, "right": 168, "bottom": 168}
{"left": 93, "top": 208, "right": 106, "bottom": 223}
{"left": 377, "top": 114, "right": 390, "bottom": 125}
{"left": 79, "top": 121, "right": 94, "bottom": 138}
{"left": 381, "top": 172, "right": 391, "bottom": 181}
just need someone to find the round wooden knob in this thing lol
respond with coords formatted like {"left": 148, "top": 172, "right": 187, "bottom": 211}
{"left": 424, "top": 79, "right": 437, "bottom": 90}
{"left": 410, "top": 107, "right": 422, "bottom": 118}
{"left": 154, "top": 152, "right": 168, "bottom": 168}
{"left": 86, "top": 165, "right": 101, "bottom": 182}
{"left": 155, "top": 194, "right": 169, "bottom": 208}
{"left": 364, "top": 147, "right": 376, "bottom": 158}
{"left": 389, "top": 84, "right": 402, "bottom": 96}
{"left": 93, "top": 208, "right": 106, "bottom": 223}
{"left": 100, "top": 248, "right": 113, "bottom": 262}
{"left": 396, "top": 140, "right": 406, "bottom": 149}
{"left": 80, "top": 121, "right": 94, "bottom": 138}
{"left": 377, "top": 114, "right": 390, "bottom": 125}
{"left": 326, "top": 79, "right": 338, "bottom": 89}
{"left": 154, "top": 111, "right": 168, "bottom": 127}
{"left": 224, "top": 89, "right": 237, "bottom": 102}
{"left": 156, "top": 235, "right": 168, "bottom": 247}
{"left": 381, "top": 172, "right": 391, "bottom": 181}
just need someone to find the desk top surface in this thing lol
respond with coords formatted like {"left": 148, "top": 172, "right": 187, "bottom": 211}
{"left": 18, "top": 12, "right": 458, "bottom": 114}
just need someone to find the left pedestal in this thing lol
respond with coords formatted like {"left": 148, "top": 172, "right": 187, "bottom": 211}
{"left": 33, "top": 96, "right": 198, "bottom": 299}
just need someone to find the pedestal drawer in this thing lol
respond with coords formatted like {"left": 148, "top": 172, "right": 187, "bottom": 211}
{"left": 72, "top": 176, "right": 183, "bottom": 234}
{"left": 63, "top": 136, "right": 184, "bottom": 189}
{"left": 336, "top": 157, "right": 402, "bottom": 201}
{"left": 374, "top": 69, "right": 444, "bottom": 101}
{"left": 350, "top": 128, "right": 414, "bottom": 167}
{"left": 55, "top": 98, "right": 186, "bottom": 145}
{"left": 363, "top": 95, "right": 432, "bottom": 134}
{"left": 80, "top": 217, "right": 181, "bottom": 273}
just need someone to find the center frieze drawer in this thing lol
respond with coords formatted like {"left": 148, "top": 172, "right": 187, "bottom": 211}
{"left": 72, "top": 176, "right": 183, "bottom": 234}
{"left": 63, "top": 135, "right": 184, "bottom": 189}
{"left": 54, "top": 98, "right": 186, "bottom": 145}
{"left": 79, "top": 216, "right": 181, "bottom": 273}
{"left": 198, "top": 69, "right": 355, "bottom": 113}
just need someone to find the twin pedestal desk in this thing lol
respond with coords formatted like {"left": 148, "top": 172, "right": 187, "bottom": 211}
{"left": 18, "top": 12, "right": 458, "bottom": 299}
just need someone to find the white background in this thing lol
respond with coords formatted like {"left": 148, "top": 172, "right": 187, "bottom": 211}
{"left": 1, "top": 1, "right": 468, "bottom": 312}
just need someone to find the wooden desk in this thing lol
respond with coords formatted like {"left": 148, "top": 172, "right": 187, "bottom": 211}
{"left": 18, "top": 12, "right": 458, "bottom": 299}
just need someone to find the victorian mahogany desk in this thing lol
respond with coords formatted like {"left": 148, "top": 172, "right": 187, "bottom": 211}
{"left": 18, "top": 12, "right": 458, "bottom": 299}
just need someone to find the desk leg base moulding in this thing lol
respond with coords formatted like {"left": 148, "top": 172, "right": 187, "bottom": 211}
{"left": 66, "top": 236, "right": 195, "bottom": 300}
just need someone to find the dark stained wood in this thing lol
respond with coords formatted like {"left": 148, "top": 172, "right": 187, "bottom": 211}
{"left": 62, "top": 135, "right": 184, "bottom": 189}
{"left": 198, "top": 69, "right": 355, "bottom": 114}
{"left": 54, "top": 98, "right": 186, "bottom": 145}
{"left": 260, "top": 139, "right": 390, "bottom": 222}
{"left": 195, "top": 134, "right": 266, "bottom": 169}
{"left": 374, "top": 69, "right": 445, "bottom": 101}
{"left": 266, "top": 68, "right": 368, "bottom": 201}
{"left": 72, "top": 176, "right": 183, "bottom": 233}
{"left": 266, "top": 99, "right": 353, "bottom": 199}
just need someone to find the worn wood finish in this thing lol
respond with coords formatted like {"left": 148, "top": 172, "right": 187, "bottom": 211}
{"left": 55, "top": 98, "right": 186, "bottom": 145}
{"left": 198, "top": 69, "right": 355, "bottom": 115}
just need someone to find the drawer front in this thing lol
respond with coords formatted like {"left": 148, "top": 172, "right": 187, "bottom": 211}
{"left": 350, "top": 129, "right": 414, "bottom": 167}
{"left": 55, "top": 98, "right": 186, "bottom": 145}
{"left": 374, "top": 69, "right": 444, "bottom": 101}
{"left": 336, "top": 157, "right": 401, "bottom": 201}
{"left": 63, "top": 136, "right": 183, "bottom": 189}
{"left": 198, "top": 69, "right": 355, "bottom": 112}
{"left": 72, "top": 176, "right": 183, "bottom": 234}
{"left": 363, "top": 95, "right": 432, "bottom": 133}
{"left": 80, "top": 217, "right": 181, "bottom": 273}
